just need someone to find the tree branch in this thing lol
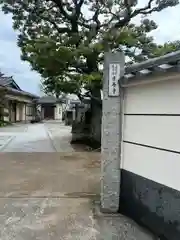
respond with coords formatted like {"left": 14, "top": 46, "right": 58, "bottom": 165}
{"left": 26, "top": 1, "right": 72, "bottom": 35}
{"left": 85, "top": 92, "right": 102, "bottom": 105}
{"left": 48, "top": 0, "right": 72, "bottom": 20}
{"left": 132, "top": 0, "right": 157, "bottom": 16}
{"left": 112, "top": 0, "right": 159, "bottom": 29}
{"left": 72, "top": 0, "right": 78, "bottom": 5}
{"left": 124, "top": 0, "right": 132, "bottom": 15}
{"left": 41, "top": 16, "right": 71, "bottom": 33}
{"left": 76, "top": 0, "right": 84, "bottom": 16}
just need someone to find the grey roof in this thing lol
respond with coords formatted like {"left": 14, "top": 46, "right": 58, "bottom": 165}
{"left": 0, "top": 78, "right": 38, "bottom": 99}
{"left": 69, "top": 100, "right": 81, "bottom": 104}
{"left": 0, "top": 76, "right": 21, "bottom": 90}
{"left": 0, "top": 77, "right": 12, "bottom": 86}
{"left": 122, "top": 50, "right": 180, "bottom": 84}
{"left": 6, "top": 87, "right": 39, "bottom": 99}
{"left": 37, "top": 95, "right": 65, "bottom": 104}
{"left": 0, "top": 74, "right": 39, "bottom": 98}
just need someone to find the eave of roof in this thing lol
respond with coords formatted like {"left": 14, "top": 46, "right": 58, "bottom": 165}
{"left": 6, "top": 87, "right": 39, "bottom": 99}
{"left": 122, "top": 50, "right": 180, "bottom": 84}
{"left": 36, "top": 95, "right": 65, "bottom": 104}
{"left": 0, "top": 76, "right": 21, "bottom": 90}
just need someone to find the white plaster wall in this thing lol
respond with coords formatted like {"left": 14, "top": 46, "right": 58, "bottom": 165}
{"left": 16, "top": 103, "right": 24, "bottom": 121}
{"left": 22, "top": 104, "right": 26, "bottom": 121}
{"left": 3, "top": 107, "right": 9, "bottom": 122}
{"left": 6, "top": 94, "right": 34, "bottom": 122}
{"left": 25, "top": 105, "right": 34, "bottom": 122}
{"left": 122, "top": 78, "right": 180, "bottom": 191}
{"left": 124, "top": 78, "right": 180, "bottom": 114}
{"left": 122, "top": 143, "right": 180, "bottom": 191}
{"left": 16, "top": 104, "right": 20, "bottom": 121}
{"left": 4, "top": 116, "right": 9, "bottom": 121}
{"left": 55, "top": 104, "right": 62, "bottom": 120}
{"left": 26, "top": 116, "right": 33, "bottom": 121}
{"left": 123, "top": 115, "right": 180, "bottom": 152}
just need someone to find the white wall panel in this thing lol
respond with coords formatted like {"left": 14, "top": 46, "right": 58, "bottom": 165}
{"left": 3, "top": 108, "right": 9, "bottom": 122}
{"left": 16, "top": 105, "right": 20, "bottom": 121}
{"left": 125, "top": 78, "right": 180, "bottom": 114}
{"left": 55, "top": 104, "right": 62, "bottom": 120}
{"left": 123, "top": 115, "right": 180, "bottom": 152}
{"left": 22, "top": 104, "right": 26, "bottom": 121}
{"left": 122, "top": 142, "right": 180, "bottom": 191}
{"left": 26, "top": 116, "right": 33, "bottom": 121}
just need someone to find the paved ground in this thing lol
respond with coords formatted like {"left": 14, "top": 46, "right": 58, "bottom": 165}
{"left": 0, "top": 122, "right": 74, "bottom": 152}
{"left": 0, "top": 121, "right": 156, "bottom": 239}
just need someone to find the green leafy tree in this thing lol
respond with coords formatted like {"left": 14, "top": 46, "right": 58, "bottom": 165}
{"left": 152, "top": 41, "right": 180, "bottom": 57}
{"left": 0, "top": 0, "right": 179, "bottom": 99}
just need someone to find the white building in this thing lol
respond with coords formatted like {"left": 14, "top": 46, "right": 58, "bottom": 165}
{"left": 0, "top": 75, "right": 38, "bottom": 123}
{"left": 37, "top": 95, "right": 65, "bottom": 120}
{"left": 101, "top": 50, "right": 180, "bottom": 240}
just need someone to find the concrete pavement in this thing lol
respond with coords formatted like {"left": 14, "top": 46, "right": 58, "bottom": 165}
{"left": 0, "top": 124, "right": 28, "bottom": 151}
{"left": 0, "top": 121, "right": 156, "bottom": 239}
{"left": 0, "top": 152, "right": 100, "bottom": 239}
{"left": 1, "top": 123, "right": 55, "bottom": 152}
{"left": 1, "top": 122, "right": 74, "bottom": 152}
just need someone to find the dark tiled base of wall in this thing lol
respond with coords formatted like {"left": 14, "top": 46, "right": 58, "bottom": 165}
{"left": 119, "top": 169, "right": 180, "bottom": 240}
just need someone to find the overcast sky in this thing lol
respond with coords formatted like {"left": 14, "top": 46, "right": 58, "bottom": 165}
{"left": 0, "top": 2, "right": 180, "bottom": 95}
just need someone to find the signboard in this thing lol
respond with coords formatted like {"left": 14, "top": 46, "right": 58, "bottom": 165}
{"left": 108, "top": 63, "right": 120, "bottom": 96}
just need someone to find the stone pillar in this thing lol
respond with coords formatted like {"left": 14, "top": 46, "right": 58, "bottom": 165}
{"left": 72, "top": 108, "right": 76, "bottom": 121}
{"left": 41, "top": 107, "right": 44, "bottom": 119}
{"left": 101, "top": 51, "right": 125, "bottom": 212}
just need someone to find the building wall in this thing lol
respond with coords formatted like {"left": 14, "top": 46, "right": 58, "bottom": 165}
{"left": 3, "top": 107, "right": 9, "bottom": 122}
{"left": 14, "top": 103, "right": 33, "bottom": 122}
{"left": 55, "top": 103, "right": 63, "bottom": 120}
{"left": 4, "top": 94, "right": 35, "bottom": 123}
{"left": 16, "top": 103, "right": 21, "bottom": 121}
{"left": 6, "top": 94, "right": 33, "bottom": 104}
{"left": 25, "top": 104, "right": 34, "bottom": 122}
{"left": 120, "top": 78, "right": 180, "bottom": 240}
{"left": 22, "top": 104, "right": 26, "bottom": 121}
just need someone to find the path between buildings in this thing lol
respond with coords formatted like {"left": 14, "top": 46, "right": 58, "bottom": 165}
{"left": 0, "top": 121, "right": 156, "bottom": 239}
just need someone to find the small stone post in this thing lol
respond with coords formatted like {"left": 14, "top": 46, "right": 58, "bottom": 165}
{"left": 101, "top": 51, "right": 125, "bottom": 212}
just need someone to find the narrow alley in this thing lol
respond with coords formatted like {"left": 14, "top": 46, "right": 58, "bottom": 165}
{"left": 0, "top": 121, "right": 155, "bottom": 239}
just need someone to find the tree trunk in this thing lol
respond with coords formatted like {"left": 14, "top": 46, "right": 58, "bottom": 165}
{"left": 83, "top": 54, "right": 102, "bottom": 147}
{"left": 90, "top": 87, "right": 102, "bottom": 146}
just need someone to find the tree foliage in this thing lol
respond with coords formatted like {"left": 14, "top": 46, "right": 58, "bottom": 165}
{"left": 152, "top": 40, "right": 180, "bottom": 57}
{"left": 0, "top": 0, "right": 179, "bottom": 98}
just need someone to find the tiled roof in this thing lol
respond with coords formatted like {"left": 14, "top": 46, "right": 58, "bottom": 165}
{"left": 6, "top": 86, "right": 39, "bottom": 98}
{"left": 0, "top": 76, "right": 21, "bottom": 90}
{"left": 122, "top": 50, "right": 180, "bottom": 84}
{"left": 0, "top": 77, "right": 12, "bottom": 86}
{"left": 37, "top": 95, "right": 66, "bottom": 104}
{"left": 0, "top": 74, "right": 38, "bottom": 98}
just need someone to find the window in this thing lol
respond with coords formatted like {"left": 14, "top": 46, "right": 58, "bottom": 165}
{"left": 26, "top": 105, "right": 33, "bottom": 116}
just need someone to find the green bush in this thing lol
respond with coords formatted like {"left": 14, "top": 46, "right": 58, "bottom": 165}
{"left": 0, "top": 120, "right": 11, "bottom": 127}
